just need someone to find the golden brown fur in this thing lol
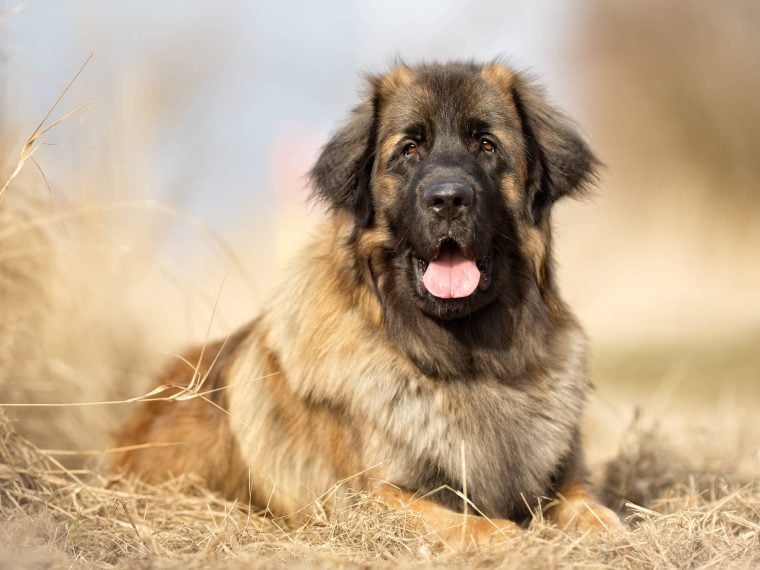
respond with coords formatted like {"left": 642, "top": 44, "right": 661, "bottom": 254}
{"left": 112, "top": 61, "right": 623, "bottom": 544}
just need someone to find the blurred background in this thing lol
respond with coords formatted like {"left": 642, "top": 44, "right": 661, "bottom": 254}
{"left": 1, "top": 1, "right": 758, "bottom": 461}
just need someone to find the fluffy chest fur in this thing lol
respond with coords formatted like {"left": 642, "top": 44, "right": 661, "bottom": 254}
{"left": 228, "top": 227, "right": 590, "bottom": 519}
{"left": 368, "top": 340, "right": 590, "bottom": 520}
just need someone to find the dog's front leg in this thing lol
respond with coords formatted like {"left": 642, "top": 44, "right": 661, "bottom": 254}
{"left": 374, "top": 483, "right": 519, "bottom": 547}
{"left": 544, "top": 479, "right": 624, "bottom": 532}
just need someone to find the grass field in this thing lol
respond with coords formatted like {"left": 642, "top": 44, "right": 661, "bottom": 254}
{"left": 1, "top": 399, "right": 758, "bottom": 568}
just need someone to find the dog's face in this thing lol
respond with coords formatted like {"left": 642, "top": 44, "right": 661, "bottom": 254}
{"left": 311, "top": 62, "right": 597, "bottom": 320}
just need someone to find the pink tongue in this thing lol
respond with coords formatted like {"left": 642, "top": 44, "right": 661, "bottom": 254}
{"left": 422, "top": 249, "right": 481, "bottom": 299}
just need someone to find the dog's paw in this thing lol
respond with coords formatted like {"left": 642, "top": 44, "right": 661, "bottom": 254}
{"left": 435, "top": 515, "right": 520, "bottom": 548}
{"left": 466, "top": 516, "right": 521, "bottom": 545}
{"left": 549, "top": 498, "right": 625, "bottom": 533}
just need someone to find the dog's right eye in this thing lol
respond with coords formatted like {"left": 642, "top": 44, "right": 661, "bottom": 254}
{"left": 480, "top": 137, "right": 496, "bottom": 153}
{"left": 403, "top": 142, "right": 418, "bottom": 157}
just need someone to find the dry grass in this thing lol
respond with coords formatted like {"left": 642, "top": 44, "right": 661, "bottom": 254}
{"left": 1, "top": 407, "right": 759, "bottom": 569}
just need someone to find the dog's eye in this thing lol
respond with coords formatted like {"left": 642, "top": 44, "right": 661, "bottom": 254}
{"left": 480, "top": 138, "right": 496, "bottom": 153}
{"left": 403, "top": 142, "right": 418, "bottom": 157}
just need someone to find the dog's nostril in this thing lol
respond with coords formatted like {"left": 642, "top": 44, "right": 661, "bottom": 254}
{"left": 424, "top": 182, "right": 474, "bottom": 220}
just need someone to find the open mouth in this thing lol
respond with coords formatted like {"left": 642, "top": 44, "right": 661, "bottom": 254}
{"left": 413, "top": 239, "right": 492, "bottom": 300}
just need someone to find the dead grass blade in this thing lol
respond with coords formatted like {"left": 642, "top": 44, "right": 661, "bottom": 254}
{"left": 0, "top": 53, "right": 94, "bottom": 204}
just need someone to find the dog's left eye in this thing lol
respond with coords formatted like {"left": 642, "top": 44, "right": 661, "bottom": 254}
{"left": 480, "top": 138, "right": 496, "bottom": 153}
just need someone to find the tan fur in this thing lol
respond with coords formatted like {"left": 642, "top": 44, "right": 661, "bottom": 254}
{"left": 480, "top": 63, "right": 516, "bottom": 88}
{"left": 546, "top": 479, "right": 625, "bottom": 532}
{"left": 377, "top": 64, "right": 414, "bottom": 95}
{"left": 111, "top": 342, "right": 250, "bottom": 501}
{"left": 375, "top": 484, "right": 521, "bottom": 546}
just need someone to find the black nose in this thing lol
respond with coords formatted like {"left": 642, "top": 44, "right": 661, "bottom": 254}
{"left": 423, "top": 182, "right": 474, "bottom": 221}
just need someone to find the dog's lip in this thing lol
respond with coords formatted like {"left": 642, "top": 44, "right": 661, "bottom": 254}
{"left": 433, "top": 238, "right": 462, "bottom": 261}
{"left": 420, "top": 238, "right": 470, "bottom": 263}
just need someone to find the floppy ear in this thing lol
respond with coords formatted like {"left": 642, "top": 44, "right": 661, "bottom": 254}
{"left": 309, "top": 89, "right": 379, "bottom": 227}
{"left": 510, "top": 74, "right": 600, "bottom": 223}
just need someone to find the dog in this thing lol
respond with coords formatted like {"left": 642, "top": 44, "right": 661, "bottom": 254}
{"left": 112, "top": 60, "right": 623, "bottom": 544}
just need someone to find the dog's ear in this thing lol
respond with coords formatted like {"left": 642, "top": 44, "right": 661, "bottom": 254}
{"left": 510, "top": 74, "right": 600, "bottom": 223}
{"left": 309, "top": 88, "right": 379, "bottom": 228}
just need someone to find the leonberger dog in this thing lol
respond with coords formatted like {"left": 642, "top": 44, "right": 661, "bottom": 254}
{"left": 113, "top": 61, "right": 623, "bottom": 544}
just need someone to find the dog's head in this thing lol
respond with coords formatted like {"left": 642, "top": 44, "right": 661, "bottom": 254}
{"left": 311, "top": 61, "right": 597, "bottom": 320}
